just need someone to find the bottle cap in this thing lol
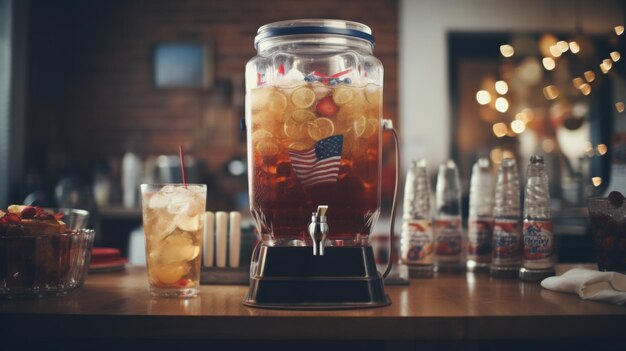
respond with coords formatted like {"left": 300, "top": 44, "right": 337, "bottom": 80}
{"left": 530, "top": 155, "right": 544, "bottom": 164}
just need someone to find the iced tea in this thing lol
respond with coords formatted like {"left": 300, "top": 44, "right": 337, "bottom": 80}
{"left": 140, "top": 184, "right": 206, "bottom": 297}
{"left": 247, "top": 82, "right": 382, "bottom": 246}
{"left": 588, "top": 192, "right": 626, "bottom": 272}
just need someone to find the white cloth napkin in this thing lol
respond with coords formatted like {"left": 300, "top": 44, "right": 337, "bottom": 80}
{"left": 541, "top": 268, "right": 626, "bottom": 305}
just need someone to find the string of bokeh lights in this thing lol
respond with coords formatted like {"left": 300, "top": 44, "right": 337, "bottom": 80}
{"left": 475, "top": 25, "right": 624, "bottom": 188}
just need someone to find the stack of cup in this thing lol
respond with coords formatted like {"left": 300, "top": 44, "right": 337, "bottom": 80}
{"left": 203, "top": 211, "right": 242, "bottom": 268}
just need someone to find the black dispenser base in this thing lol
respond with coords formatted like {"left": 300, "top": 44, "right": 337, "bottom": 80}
{"left": 243, "top": 245, "right": 391, "bottom": 310}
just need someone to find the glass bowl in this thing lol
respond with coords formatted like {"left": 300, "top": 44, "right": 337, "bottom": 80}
{"left": 0, "top": 208, "right": 95, "bottom": 298}
{"left": 51, "top": 208, "right": 90, "bottom": 230}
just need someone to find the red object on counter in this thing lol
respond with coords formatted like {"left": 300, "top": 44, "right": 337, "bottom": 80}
{"left": 90, "top": 247, "right": 128, "bottom": 273}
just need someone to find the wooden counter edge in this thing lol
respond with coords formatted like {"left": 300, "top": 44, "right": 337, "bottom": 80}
{"left": 2, "top": 313, "right": 626, "bottom": 341}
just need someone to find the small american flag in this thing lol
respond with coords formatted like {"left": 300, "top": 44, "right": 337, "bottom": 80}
{"left": 289, "top": 135, "right": 343, "bottom": 188}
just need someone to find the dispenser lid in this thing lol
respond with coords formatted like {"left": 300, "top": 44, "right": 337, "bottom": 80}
{"left": 254, "top": 19, "right": 375, "bottom": 49}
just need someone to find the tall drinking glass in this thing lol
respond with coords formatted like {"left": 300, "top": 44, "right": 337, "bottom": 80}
{"left": 140, "top": 184, "right": 206, "bottom": 297}
{"left": 588, "top": 194, "right": 626, "bottom": 273}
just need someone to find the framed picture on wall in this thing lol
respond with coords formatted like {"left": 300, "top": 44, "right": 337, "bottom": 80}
{"left": 154, "top": 42, "right": 213, "bottom": 89}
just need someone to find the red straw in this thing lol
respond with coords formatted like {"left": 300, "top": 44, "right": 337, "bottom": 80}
{"left": 178, "top": 145, "right": 188, "bottom": 188}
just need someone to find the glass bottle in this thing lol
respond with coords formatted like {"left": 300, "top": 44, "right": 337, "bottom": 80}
{"left": 434, "top": 160, "right": 465, "bottom": 273}
{"left": 520, "top": 155, "right": 556, "bottom": 281}
{"left": 401, "top": 159, "right": 434, "bottom": 278}
{"left": 490, "top": 158, "right": 522, "bottom": 278}
{"left": 467, "top": 158, "right": 494, "bottom": 272}
{"left": 122, "top": 150, "right": 142, "bottom": 208}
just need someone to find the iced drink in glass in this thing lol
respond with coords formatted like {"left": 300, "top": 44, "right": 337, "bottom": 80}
{"left": 140, "top": 184, "right": 206, "bottom": 297}
{"left": 588, "top": 191, "right": 626, "bottom": 273}
{"left": 247, "top": 83, "right": 382, "bottom": 246}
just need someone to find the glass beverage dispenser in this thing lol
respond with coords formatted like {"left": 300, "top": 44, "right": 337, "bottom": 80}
{"left": 243, "top": 20, "right": 397, "bottom": 309}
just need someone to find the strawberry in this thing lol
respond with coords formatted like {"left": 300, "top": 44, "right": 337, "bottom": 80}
{"left": 5, "top": 213, "right": 21, "bottom": 224}
{"left": 315, "top": 96, "right": 339, "bottom": 117}
{"left": 34, "top": 207, "right": 54, "bottom": 220}
{"left": 20, "top": 206, "right": 37, "bottom": 219}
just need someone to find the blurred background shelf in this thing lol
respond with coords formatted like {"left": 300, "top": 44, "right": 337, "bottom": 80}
{"left": 98, "top": 206, "right": 142, "bottom": 220}
{"left": 95, "top": 206, "right": 143, "bottom": 257}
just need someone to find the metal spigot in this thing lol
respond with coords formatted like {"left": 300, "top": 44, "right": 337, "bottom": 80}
{"left": 308, "top": 205, "right": 329, "bottom": 256}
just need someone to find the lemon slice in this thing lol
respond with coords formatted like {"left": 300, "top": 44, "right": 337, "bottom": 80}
{"left": 291, "top": 109, "right": 316, "bottom": 123}
{"left": 291, "top": 86, "right": 316, "bottom": 108}
{"left": 160, "top": 233, "right": 198, "bottom": 263}
{"left": 307, "top": 118, "right": 335, "bottom": 141}
{"left": 267, "top": 91, "right": 287, "bottom": 113}
{"left": 284, "top": 118, "right": 309, "bottom": 139}
{"left": 288, "top": 141, "right": 313, "bottom": 151}
{"left": 251, "top": 129, "right": 273, "bottom": 143}
{"left": 353, "top": 115, "right": 368, "bottom": 137}
{"left": 156, "top": 264, "right": 189, "bottom": 285}
{"left": 333, "top": 86, "right": 354, "bottom": 105}
{"left": 363, "top": 118, "right": 379, "bottom": 138}
{"left": 364, "top": 84, "right": 381, "bottom": 104}
{"left": 256, "top": 140, "right": 280, "bottom": 156}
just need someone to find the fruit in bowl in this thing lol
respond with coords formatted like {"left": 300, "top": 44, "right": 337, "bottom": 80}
{"left": 1, "top": 205, "right": 68, "bottom": 235}
{"left": 0, "top": 205, "right": 95, "bottom": 298}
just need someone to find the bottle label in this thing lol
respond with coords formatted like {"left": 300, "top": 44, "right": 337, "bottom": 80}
{"left": 523, "top": 220, "right": 554, "bottom": 267}
{"left": 467, "top": 219, "right": 493, "bottom": 262}
{"left": 401, "top": 219, "right": 433, "bottom": 265}
{"left": 492, "top": 219, "right": 522, "bottom": 263}
{"left": 434, "top": 218, "right": 463, "bottom": 258}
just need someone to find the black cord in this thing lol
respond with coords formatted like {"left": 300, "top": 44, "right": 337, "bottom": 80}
{"left": 383, "top": 126, "right": 399, "bottom": 279}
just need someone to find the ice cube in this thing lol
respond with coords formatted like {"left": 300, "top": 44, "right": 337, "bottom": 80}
{"left": 160, "top": 185, "right": 177, "bottom": 194}
{"left": 186, "top": 185, "right": 205, "bottom": 194}
{"left": 144, "top": 205, "right": 176, "bottom": 238}
{"left": 167, "top": 192, "right": 191, "bottom": 214}
{"left": 149, "top": 192, "right": 170, "bottom": 209}
{"left": 175, "top": 213, "right": 201, "bottom": 232}
{"left": 190, "top": 202, "right": 206, "bottom": 216}
{"left": 148, "top": 249, "right": 160, "bottom": 264}
{"left": 158, "top": 230, "right": 200, "bottom": 264}
{"left": 163, "top": 187, "right": 205, "bottom": 216}
{"left": 277, "top": 68, "right": 306, "bottom": 88}
{"left": 284, "top": 68, "right": 305, "bottom": 82}
{"left": 151, "top": 211, "right": 177, "bottom": 240}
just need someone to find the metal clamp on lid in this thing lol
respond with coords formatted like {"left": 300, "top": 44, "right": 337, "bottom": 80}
{"left": 308, "top": 205, "right": 329, "bottom": 256}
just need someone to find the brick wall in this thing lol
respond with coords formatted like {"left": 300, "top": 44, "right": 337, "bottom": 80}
{"left": 25, "top": 0, "right": 398, "bottom": 185}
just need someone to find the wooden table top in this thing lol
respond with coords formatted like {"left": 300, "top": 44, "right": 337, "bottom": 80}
{"left": 1, "top": 265, "right": 625, "bottom": 342}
